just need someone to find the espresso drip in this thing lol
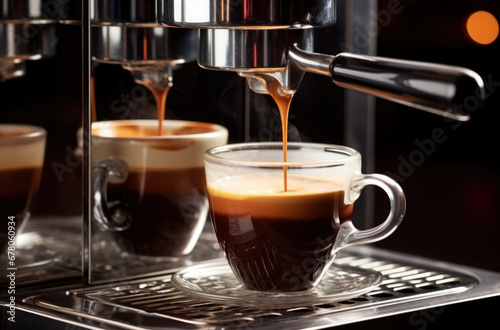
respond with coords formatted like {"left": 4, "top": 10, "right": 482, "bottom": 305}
{"left": 266, "top": 79, "right": 294, "bottom": 192}
{"left": 142, "top": 81, "right": 171, "bottom": 136}
{"left": 125, "top": 64, "right": 174, "bottom": 136}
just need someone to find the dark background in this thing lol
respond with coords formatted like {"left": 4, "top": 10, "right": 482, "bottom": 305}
{"left": 372, "top": 0, "right": 500, "bottom": 274}
{"left": 351, "top": 1, "right": 500, "bottom": 327}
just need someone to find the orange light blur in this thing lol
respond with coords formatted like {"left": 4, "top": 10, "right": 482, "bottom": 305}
{"left": 466, "top": 11, "right": 499, "bottom": 45}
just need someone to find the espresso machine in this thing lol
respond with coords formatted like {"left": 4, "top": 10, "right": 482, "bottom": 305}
{"left": 0, "top": 0, "right": 61, "bottom": 81}
{"left": 2, "top": 0, "right": 500, "bottom": 329}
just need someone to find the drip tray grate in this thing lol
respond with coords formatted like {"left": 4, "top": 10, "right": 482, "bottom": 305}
{"left": 31, "top": 247, "right": 481, "bottom": 328}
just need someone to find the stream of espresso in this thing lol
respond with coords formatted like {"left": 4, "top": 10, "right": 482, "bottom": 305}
{"left": 142, "top": 82, "right": 171, "bottom": 136}
{"left": 267, "top": 79, "right": 294, "bottom": 192}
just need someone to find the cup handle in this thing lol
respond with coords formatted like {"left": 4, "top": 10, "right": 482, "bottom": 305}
{"left": 92, "top": 159, "right": 133, "bottom": 231}
{"left": 335, "top": 174, "right": 406, "bottom": 251}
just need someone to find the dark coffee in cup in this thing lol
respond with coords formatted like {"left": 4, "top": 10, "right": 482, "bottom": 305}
{"left": 0, "top": 125, "right": 46, "bottom": 252}
{"left": 208, "top": 173, "right": 353, "bottom": 291}
{"left": 92, "top": 120, "right": 228, "bottom": 257}
{"left": 0, "top": 168, "right": 42, "bottom": 219}
{"left": 106, "top": 167, "right": 208, "bottom": 256}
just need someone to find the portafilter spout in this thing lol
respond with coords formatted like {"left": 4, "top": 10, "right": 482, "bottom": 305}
{"left": 92, "top": 0, "right": 197, "bottom": 97}
{"left": 198, "top": 28, "right": 313, "bottom": 97}
{"left": 158, "top": 0, "right": 336, "bottom": 97}
{"left": 92, "top": 25, "right": 196, "bottom": 91}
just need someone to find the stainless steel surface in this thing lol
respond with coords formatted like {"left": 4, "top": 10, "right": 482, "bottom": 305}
{"left": 0, "top": 23, "right": 57, "bottom": 60}
{"left": 92, "top": 26, "right": 197, "bottom": 65}
{"left": 198, "top": 28, "right": 312, "bottom": 99}
{"left": 288, "top": 46, "right": 485, "bottom": 121}
{"left": 0, "top": 0, "right": 64, "bottom": 22}
{"left": 90, "top": 9, "right": 197, "bottom": 98}
{"left": 83, "top": 0, "right": 92, "bottom": 288}
{"left": 330, "top": 52, "right": 485, "bottom": 121}
{"left": 198, "top": 28, "right": 313, "bottom": 71}
{"left": 238, "top": 69, "right": 304, "bottom": 97}
{"left": 87, "top": 219, "right": 223, "bottom": 284}
{"left": 8, "top": 246, "right": 500, "bottom": 329}
{"left": 92, "top": 0, "right": 157, "bottom": 27}
{"left": 158, "top": 0, "right": 337, "bottom": 29}
{"left": 0, "top": 0, "right": 63, "bottom": 81}
{"left": 0, "top": 217, "right": 82, "bottom": 291}
{"left": 0, "top": 22, "right": 57, "bottom": 80}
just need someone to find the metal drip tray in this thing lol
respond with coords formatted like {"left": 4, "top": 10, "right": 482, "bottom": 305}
{"left": 16, "top": 246, "right": 500, "bottom": 329}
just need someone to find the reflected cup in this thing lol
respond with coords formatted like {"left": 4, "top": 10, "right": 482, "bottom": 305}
{"left": 91, "top": 120, "right": 228, "bottom": 257}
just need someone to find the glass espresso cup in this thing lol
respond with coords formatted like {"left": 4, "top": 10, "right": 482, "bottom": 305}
{"left": 0, "top": 124, "right": 46, "bottom": 253}
{"left": 205, "top": 142, "right": 406, "bottom": 292}
{"left": 92, "top": 120, "right": 228, "bottom": 257}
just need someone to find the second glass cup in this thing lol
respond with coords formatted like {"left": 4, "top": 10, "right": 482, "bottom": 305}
{"left": 91, "top": 119, "right": 228, "bottom": 257}
{"left": 204, "top": 142, "right": 406, "bottom": 292}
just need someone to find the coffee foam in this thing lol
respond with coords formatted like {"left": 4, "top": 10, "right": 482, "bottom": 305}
{"left": 92, "top": 120, "right": 228, "bottom": 169}
{"left": 209, "top": 173, "right": 342, "bottom": 195}
{"left": 0, "top": 125, "right": 46, "bottom": 170}
{"left": 207, "top": 173, "right": 346, "bottom": 220}
{"left": 92, "top": 123, "right": 218, "bottom": 138}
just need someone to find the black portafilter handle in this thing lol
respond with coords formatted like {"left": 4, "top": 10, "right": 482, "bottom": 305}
{"left": 289, "top": 45, "right": 486, "bottom": 121}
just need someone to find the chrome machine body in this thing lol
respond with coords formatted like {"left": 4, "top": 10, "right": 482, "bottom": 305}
{"left": 0, "top": 0, "right": 62, "bottom": 81}
{"left": 159, "top": 0, "right": 483, "bottom": 121}
{"left": 91, "top": 0, "right": 197, "bottom": 100}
